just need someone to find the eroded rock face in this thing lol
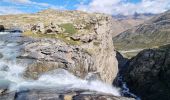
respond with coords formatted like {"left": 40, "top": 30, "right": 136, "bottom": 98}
{"left": 16, "top": 10, "right": 118, "bottom": 84}
{"left": 21, "top": 39, "right": 94, "bottom": 79}
{"left": 124, "top": 44, "right": 170, "bottom": 100}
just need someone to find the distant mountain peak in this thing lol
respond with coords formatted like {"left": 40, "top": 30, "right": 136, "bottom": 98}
{"left": 112, "top": 13, "right": 155, "bottom": 20}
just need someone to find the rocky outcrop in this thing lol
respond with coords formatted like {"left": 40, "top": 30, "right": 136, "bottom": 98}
{"left": 74, "top": 94, "right": 134, "bottom": 100}
{"left": 113, "top": 10, "right": 170, "bottom": 51}
{"left": 116, "top": 51, "right": 128, "bottom": 72}
{"left": 15, "top": 9, "right": 118, "bottom": 84}
{"left": 0, "top": 25, "right": 5, "bottom": 31}
{"left": 0, "top": 53, "right": 3, "bottom": 59}
{"left": 31, "top": 22, "right": 65, "bottom": 34}
{"left": 124, "top": 44, "right": 170, "bottom": 100}
{"left": 0, "top": 89, "right": 134, "bottom": 100}
{"left": 71, "top": 33, "right": 97, "bottom": 43}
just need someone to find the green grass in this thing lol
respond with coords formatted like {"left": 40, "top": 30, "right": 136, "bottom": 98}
{"left": 93, "top": 41, "right": 100, "bottom": 46}
{"left": 23, "top": 23, "right": 82, "bottom": 45}
{"left": 23, "top": 31, "right": 81, "bottom": 45}
{"left": 23, "top": 31, "right": 57, "bottom": 38}
{"left": 60, "top": 23, "right": 77, "bottom": 35}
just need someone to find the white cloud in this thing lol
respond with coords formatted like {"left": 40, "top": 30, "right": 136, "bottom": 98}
{"left": 77, "top": 0, "right": 170, "bottom": 15}
{"left": 0, "top": 0, "right": 66, "bottom": 15}
{"left": 2, "top": 0, "right": 66, "bottom": 9}
{"left": 3, "top": 0, "right": 52, "bottom": 7}
{"left": 0, "top": 6, "right": 24, "bottom": 15}
{"left": 3, "top": 0, "right": 31, "bottom": 3}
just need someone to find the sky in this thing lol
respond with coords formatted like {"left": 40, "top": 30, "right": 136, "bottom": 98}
{"left": 0, "top": 0, "right": 170, "bottom": 15}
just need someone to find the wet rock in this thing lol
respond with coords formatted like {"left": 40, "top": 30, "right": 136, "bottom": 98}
{"left": 0, "top": 89, "right": 134, "bottom": 100}
{"left": 0, "top": 65, "right": 9, "bottom": 71}
{"left": 85, "top": 72, "right": 101, "bottom": 81}
{"left": 0, "top": 53, "right": 3, "bottom": 59}
{"left": 24, "top": 61, "right": 65, "bottom": 79}
{"left": 73, "top": 94, "right": 135, "bottom": 100}
{"left": 0, "top": 25, "right": 5, "bottom": 32}
{"left": 116, "top": 51, "right": 128, "bottom": 72}
{"left": 0, "top": 91, "right": 15, "bottom": 100}
{"left": 0, "top": 89, "right": 8, "bottom": 95}
{"left": 124, "top": 44, "right": 170, "bottom": 100}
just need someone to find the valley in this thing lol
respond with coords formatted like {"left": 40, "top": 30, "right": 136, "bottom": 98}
{"left": 0, "top": 8, "right": 169, "bottom": 100}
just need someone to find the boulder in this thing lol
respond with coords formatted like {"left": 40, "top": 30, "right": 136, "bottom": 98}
{"left": 31, "top": 23, "right": 45, "bottom": 34}
{"left": 31, "top": 22, "right": 65, "bottom": 34}
{"left": 45, "top": 23, "right": 65, "bottom": 34}
{"left": 71, "top": 33, "right": 97, "bottom": 43}
{"left": 0, "top": 25, "right": 5, "bottom": 32}
{"left": 0, "top": 53, "right": 3, "bottom": 59}
{"left": 124, "top": 44, "right": 170, "bottom": 100}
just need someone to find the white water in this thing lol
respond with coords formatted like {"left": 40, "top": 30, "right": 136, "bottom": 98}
{"left": 0, "top": 32, "right": 10, "bottom": 35}
{"left": 117, "top": 76, "right": 141, "bottom": 100}
{"left": 0, "top": 32, "right": 120, "bottom": 96}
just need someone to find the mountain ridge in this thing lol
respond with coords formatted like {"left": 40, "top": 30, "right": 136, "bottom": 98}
{"left": 113, "top": 10, "right": 170, "bottom": 51}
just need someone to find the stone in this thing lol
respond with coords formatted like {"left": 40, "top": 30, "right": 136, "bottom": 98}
{"left": 124, "top": 44, "right": 170, "bottom": 100}
{"left": 31, "top": 23, "right": 45, "bottom": 34}
{"left": 0, "top": 91, "right": 15, "bottom": 100}
{"left": 0, "top": 53, "right": 3, "bottom": 59}
{"left": 0, "top": 89, "right": 134, "bottom": 100}
{"left": 31, "top": 22, "right": 65, "bottom": 34}
{"left": 71, "top": 33, "right": 97, "bottom": 43}
{"left": 44, "top": 22, "right": 65, "bottom": 34}
{"left": 73, "top": 95, "right": 135, "bottom": 100}
{"left": 0, "top": 65, "right": 9, "bottom": 71}
{"left": 0, "top": 25, "right": 5, "bottom": 32}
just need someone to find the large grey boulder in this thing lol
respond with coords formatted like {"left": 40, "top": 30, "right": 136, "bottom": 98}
{"left": 124, "top": 44, "right": 170, "bottom": 100}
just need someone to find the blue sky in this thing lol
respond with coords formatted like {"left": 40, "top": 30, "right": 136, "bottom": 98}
{"left": 0, "top": 0, "right": 170, "bottom": 15}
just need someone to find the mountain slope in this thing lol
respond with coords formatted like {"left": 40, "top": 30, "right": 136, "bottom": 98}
{"left": 113, "top": 10, "right": 170, "bottom": 51}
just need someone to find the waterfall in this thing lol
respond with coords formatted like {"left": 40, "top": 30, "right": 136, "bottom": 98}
{"left": 0, "top": 32, "right": 120, "bottom": 96}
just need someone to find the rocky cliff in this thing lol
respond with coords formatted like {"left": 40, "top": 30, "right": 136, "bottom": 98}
{"left": 124, "top": 44, "right": 170, "bottom": 100}
{"left": 0, "top": 9, "right": 118, "bottom": 84}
